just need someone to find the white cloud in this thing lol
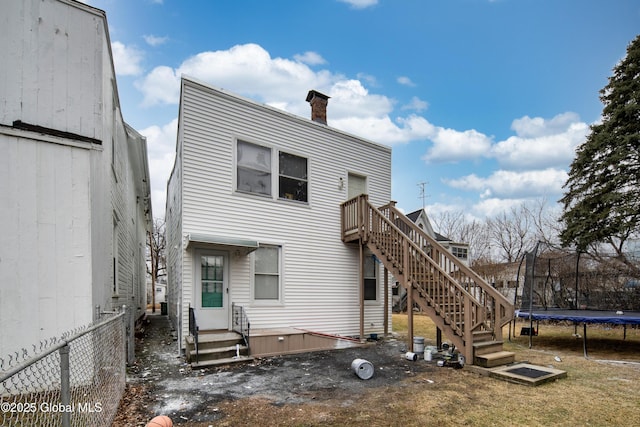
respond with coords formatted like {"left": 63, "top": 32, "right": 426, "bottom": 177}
{"left": 419, "top": 112, "right": 587, "bottom": 167}
{"left": 472, "top": 197, "right": 530, "bottom": 218}
{"left": 139, "top": 118, "right": 178, "bottom": 217}
{"left": 111, "top": 41, "right": 144, "bottom": 76}
{"left": 135, "top": 65, "right": 180, "bottom": 106}
{"left": 143, "top": 34, "right": 168, "bottom": 47}
{"left": 293, "top": 51, "right": 327, "bottom": 65}
{"left": 445, "top": 168, "right": 568, "bottom": 199}
{"left": 491, "top": 113, "right": 588, "bottom": 169}
{"left": 357, "top": 72, "right": 378, "bottom": 87}
{"left": 511, "top": 112, "right": 580, "bottom": 138}
{"left": 422, "top": 128, "right": 493, "bottom": 163}
{"left": 397, "top": 76, "right": 416, "bottom": 87}
{"left": 396, "top": 76, "right": 416, "bottom": 87}
{"left": 401, "top": 96, "right": 428, "bottom": 112}
{"left": 338, "top": 0, "right": 378, "bottom": 9}
{"left": 135, "top": 43, "right": 433, "bottom": 146}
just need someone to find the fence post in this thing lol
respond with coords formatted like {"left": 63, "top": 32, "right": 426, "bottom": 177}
{"left": 123, "top": 305, "right": 135, "bottom": 364}
{"left": 60, "top": 344, "right": 71, "bottom": 427}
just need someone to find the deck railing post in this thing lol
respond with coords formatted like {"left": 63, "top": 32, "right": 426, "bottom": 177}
{"left": 464, "top": 295, "right": 473, "bottom": 362}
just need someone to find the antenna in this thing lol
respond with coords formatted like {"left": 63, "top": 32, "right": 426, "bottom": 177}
{"left": 417, "top": 181, "right": 429, "bottom": 209}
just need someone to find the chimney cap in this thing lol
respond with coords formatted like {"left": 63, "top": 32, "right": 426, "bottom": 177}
{"left": 306, "top": 90, "right": 330, "bottom": 102}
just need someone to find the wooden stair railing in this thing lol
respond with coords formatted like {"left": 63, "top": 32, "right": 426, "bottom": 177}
{"left": 341, "top": 195, "right": 515, "bottom": 362}
{"left": 378, "top": 201, "right": 514, "bottom": 339}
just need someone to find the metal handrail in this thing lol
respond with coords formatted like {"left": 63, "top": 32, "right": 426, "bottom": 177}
{"left": 188, "top": 305, "right": 199, "bottom": 363}
{"left": 232, "top": 303, "right": 250, "bottom": 352}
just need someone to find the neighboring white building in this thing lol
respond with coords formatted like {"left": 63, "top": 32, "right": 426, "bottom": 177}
{"left": 166, "top": 77, "right": 392, "bottom": 354}
{"left": 406, "top": 209, "right": 470, "bottom": 267}
{"left": 0, "top": 0, "right": 152, "bottom": 359}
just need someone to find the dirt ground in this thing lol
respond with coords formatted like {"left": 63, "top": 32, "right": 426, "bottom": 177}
{"left": 113, "top": 313, "right": 456, "bottom": 426}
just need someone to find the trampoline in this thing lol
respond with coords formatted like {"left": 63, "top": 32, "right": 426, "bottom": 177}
{"left": 515, "top": 308, "right": 640, "bottom": 357}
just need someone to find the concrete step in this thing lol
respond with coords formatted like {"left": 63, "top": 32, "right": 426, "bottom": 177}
{"left": 186, "top": 332, "right": 245, "bottom": 350}
{"left": 189, "top": 344, "right": 249, "bottom": 360}
{"left": 191, "top": 355, "right": 253, "bottom": 369}
{"left": 474, "top": 350, "right": 516, "bottom": 368}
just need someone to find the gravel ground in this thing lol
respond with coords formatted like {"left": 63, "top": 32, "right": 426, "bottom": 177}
{"left": 113, "top": 313, "right": 442, "bottom": 426}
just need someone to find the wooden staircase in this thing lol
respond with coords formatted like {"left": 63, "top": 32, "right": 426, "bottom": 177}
{"left": 185, "top": 330, "right": 252, "bottom": 369}
{"left": 341, "top": 195, "right": 515, "bottom": 367}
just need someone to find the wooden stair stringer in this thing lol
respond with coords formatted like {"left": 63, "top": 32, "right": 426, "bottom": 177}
{"left": 365, "top": 239, "right": 467, "bottom": 358}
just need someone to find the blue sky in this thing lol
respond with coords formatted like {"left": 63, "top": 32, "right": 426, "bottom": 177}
{"left": 87, "top": 0, "right": 639, "bottom": 220}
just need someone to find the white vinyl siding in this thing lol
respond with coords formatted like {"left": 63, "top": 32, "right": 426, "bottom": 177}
{"left": 172, "top": 77, "right": 392, "bottom": 343}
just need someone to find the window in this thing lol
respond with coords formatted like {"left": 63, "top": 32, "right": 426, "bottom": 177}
{"left": 452, "top": 247, "right": 468, "bottom": 260}
{"left": 237, "top": 140, "right": 271, "bottom": 196}
{"left": 254, "top": 245, "right": 280, "bottom": 300}
{"left": 201, "top": 255, "right": 224, "bottom": 308}
{"left": 279, "top": 152, "right": 308, "bottom": 202}
{"left": 364, "top": 254, "right": 377, "bottom": 301}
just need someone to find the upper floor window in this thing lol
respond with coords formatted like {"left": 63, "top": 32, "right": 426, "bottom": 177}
{"left": 452, "top": 246, "right": 468, "bottom": 260}
{"left": 237, "top": 140, "right": 271, "bottom": 196}
{"left": 279, "top": 152, "right": 308, "bottom": 202}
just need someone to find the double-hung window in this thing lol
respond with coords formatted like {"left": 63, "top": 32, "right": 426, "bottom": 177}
{"left": 236, "top": 140, "right": 309, "bottom": 203}
{"left": 254, "top": 245, "right": 280, "bottom": 301}
{"left": 452, "top": 246, "right": 468, "bottom": 260}
{"left": 237, "top": 140, "right": 271, "bottom": 196}
{"left": 279, "top": 152, "right": 308, "bottom": 202}
{"left": 364, "top": 254, "right": 377, "bottom": 301}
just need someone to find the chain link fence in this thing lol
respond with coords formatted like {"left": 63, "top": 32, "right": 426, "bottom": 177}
{"left": 1, "top": 309, "right": 128, "bottom": 427}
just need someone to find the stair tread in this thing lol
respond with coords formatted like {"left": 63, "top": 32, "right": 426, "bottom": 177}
{"left": 191, "top": 355, "right": 253, "bottom": 369}
{"left": 475, "top": 350, "right": 515, "bottom": 360}
{"left": 473, "top": 340, "right": 504, "bottom": 348}
{"left": 189, "top": 345, "right": 248, "bottom": 356}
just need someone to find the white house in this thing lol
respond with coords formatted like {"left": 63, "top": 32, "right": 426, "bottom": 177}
{"left": 166, "top": 77, "right": 392, "bottom": 357}
{"left": 0, "top": 0, "right": 152, "bottom": 360}
{"left": 406, "top": 209, "right": 470, "bottom": 266}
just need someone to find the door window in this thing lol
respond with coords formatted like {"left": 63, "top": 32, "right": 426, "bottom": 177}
{"left": 201, "top": 255, "right": 224, "bottom": 308}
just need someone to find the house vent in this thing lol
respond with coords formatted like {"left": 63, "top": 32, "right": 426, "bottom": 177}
{"left": 306, "top": 90, "right": 330, "bottom": 125}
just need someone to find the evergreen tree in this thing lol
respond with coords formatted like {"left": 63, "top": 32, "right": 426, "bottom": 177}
{"left": 560, "top": 35, "right": 640, "bottom": 265}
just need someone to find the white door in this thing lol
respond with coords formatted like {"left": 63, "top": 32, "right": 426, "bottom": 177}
{"left": 348, "top": 173, "right": 367, "bottom": 199}
{"left": 195, "top": 251, "right": 229, "bottom": 330}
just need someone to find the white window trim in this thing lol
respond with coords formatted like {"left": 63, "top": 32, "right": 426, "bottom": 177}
{"left": 233, "top": 137, "right": 311, "bottom": 205}
{"left": 250, "top": 243, "right": 284, "bottom": 306}
{"left": 234, "top": 138, "right": 274, "bottom": 198}
{"left": 278, "top": 149, "right": 309, "bottom": 204}
{"left": 195, "top": 250, "right": 229, "bottom": 311}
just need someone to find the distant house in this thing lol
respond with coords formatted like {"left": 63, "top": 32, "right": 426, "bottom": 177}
{"left": 0, "top": 0, "right": 152, "bottom": 360}
{"left": 406, "top": 209, "right": 470, "bottom": 266}
{"left": 166, "top": 77, "right": 392, "bottom": 357}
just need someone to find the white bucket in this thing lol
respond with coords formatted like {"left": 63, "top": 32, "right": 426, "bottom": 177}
{"left": 405, "top": 352, "right": 418, "bottom": 361}
{"left": 351, "top": 358, "right": 374, "bottom": 380}
{"left": 425, "top": 351, "right": 432, "bottom": 361}
{"left": 413, "top": 336, "right": 425, "bottom": 355}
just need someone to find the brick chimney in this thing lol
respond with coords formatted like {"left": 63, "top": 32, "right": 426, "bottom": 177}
{"left": 306, "top": 90, "right": 330, "bottom": 125}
